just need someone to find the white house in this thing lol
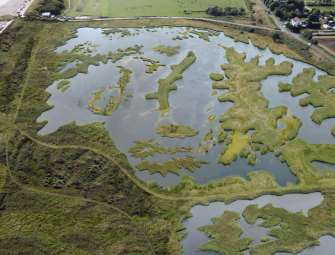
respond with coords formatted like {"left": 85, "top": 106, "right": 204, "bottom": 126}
{"left": 323, "top": 24, "right": 331, "bottom": 29}
{"left": 291, "top": 17, "right": 302, "bottom": 26}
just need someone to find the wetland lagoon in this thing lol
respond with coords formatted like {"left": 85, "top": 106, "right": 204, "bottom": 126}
{"left": 37, "top": 26, "right": 335, "bottom": 254}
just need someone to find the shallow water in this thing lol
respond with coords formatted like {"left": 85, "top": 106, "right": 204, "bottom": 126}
{"left": 181, "top": 192, "right": 329, "bottom": 255}
{"left": 38, "top": 26, "right": 333, "bottom": 188}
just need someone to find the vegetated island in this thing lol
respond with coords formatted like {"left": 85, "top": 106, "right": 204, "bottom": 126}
{"left": 197, "top": 211, "right": 253, "bottom": 254}
{"left": 128, "top": 139, "right": 193, "bottom": 160}
{"left": 137, "top": 57, "right": 166, "bottom": 73}
{"left": 156, "top": 124, "right": 199, "bottom": 138}
{"left": 174, "top": 29, "right": 220, "bottom": 42}
{"left": 105, "top": 65, "right": 133, "bottom": 116}
{"left": 145, "top": 51, "right": 196, "bottom": 116}
{"left": 102, "top": 28, "right": 132, "bottom": 37}
{"left": 57, "top": 80, "right": 71, "bottom": 92}
{"left": 151, "top": 45, "right": 180, "bottom": 56}
{"left": 71, "top": 41, "right": 99, "bottom": 54}
{"left": 278, "top": 67, "right": 335, "bottom": 136}
{"left": 87, "top": 65, "right": 133, "bottom": 116}
{"left": 56, "top": 45, "right": 142, "bottom": 80}
{"left": 212, "top": 45, "right": 301, "bottom": 159}
{"left": 135, "top": 155, "right": 209, "bottom": 176}
{"left": 88, "top": 87, "right": 105, "bottom": 114}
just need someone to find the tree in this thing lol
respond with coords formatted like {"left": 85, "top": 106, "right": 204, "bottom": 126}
{"left": 308, "top": 13, "right": 319, "bottom": 21}
{"left": 311, "top": 39, "right": 318, "bottom": 45}
{"left": 302, "top": 31, "right": 313, "bottom": 40}
{"left": 275, "top": 9, "right": 284, "bottom": 19}
{"left": 205, "top": 5, "right": 223, "bottom": 16}
{"left": 272, "top": 33, "right": 280, "bottom": 41}
{"left": 269, "top": 2, "right": 280, "bottom": 11}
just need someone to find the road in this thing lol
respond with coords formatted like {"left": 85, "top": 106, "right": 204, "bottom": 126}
{"left": 255, "top": 0, "right": 335, "bottom": 63}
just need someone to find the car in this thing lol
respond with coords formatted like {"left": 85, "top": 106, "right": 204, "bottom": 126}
{"left": 136, "top": 17, "right": 139, "bottom": 19}
{"left": 309, "top": 43, "right": 311, "bottom": 46}
{"left": 169, "top": 16, "right": 171, "bottom": 18}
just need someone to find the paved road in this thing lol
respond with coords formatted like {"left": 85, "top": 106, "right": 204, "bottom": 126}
{"left": 255, "top": 0, "right": 335, "bottom": 63}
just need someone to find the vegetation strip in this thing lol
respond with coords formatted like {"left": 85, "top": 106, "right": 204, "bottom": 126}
{"left": 145, "top": 51, "right": 196, "bottom": 112}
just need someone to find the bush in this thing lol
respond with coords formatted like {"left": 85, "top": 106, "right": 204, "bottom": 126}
{"left": 251, "top": 143, "right": 260, "bottom": 151}
{"left": 302, "top": 31, "right": 313, "bottom": 40}
{"left": 261, "top": 146, "right": 268, "bottom": 154}
{"left": 205, "top": 5, "right": 223, "bottom": 16}
{"left": 311, "top": 39, "right": 318, "bottom": 45}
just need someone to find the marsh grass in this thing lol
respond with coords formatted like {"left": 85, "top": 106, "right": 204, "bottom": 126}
{"left": 156, "top": 124, "right": 199, "bottom": 138}
{"left": 213, "top": 45, "right": 297, "bottom": 148}
{"left": 151, "top": 45, "right": 180, "bottom": 56}
{"left": 57, "top": 80, "right": 71, "bottom": 89}
{"left": 209, "top": 73, "right": 224, "bottom": 81}
{"left": 145, "top": 51, "right": 196, "bottom": 111}
{"left": 135, "top": 155, "right": 209, "bottom": 176}
{"left": 197, "top": 211, "right": 253, "bottom": 254}
{"left": 128, "top": 139, "right": 193, "bottom": 160}
{"left": 278, "top": 68, "right": 335, "bottom": 135}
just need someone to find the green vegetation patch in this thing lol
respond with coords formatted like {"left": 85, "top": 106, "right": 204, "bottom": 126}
{"left": 211, "top": 91, "right": 218, "bottom": 96}
{"left": 209, "top": 73, "right": 224, "bottom": 81}
{"left": 71, "top": 41, "right": 99, "bottom": 54}
{"left": 139, "top": 57, "right": 166, "bottom": 73}
{"left": 242, "top": 195, "right": 335, "bottom": 255}
{"left": 281, "top": 138, "right": 335, "bottom": 185}
{"left": 196, "top": 142, "right": 210, "bottom": 154}
{"left": 278, "top": 67, "right": 335, "bottom": 134}
{"left": 203, "top": 129, "right": 213, "bottom": 142}
{"left": 61, "top": 84, "right": 71, "bottom": 92}
{"left": 213, "top": 45, "right": 295, "bottom": 148}
{"left": 56, "top": 45, "right": 142, "bottom": 80}
{"left": 102, "top": 28, "right": 131, "bottom": 37}
{"left": 156, "top": 124, "right": 199, "bottom": 138}
{"left": 57, "top": 80, "right": 71, "bottom": 90}
{"left": 197, "top": 211, "right": 253, "bottom": 254}
{"left": 217, "top": 130, "right": 228, "bottom": 142}
{"left": 105, "top": 65, "right": 133, "bottom": 116}
{"left": 135, "top": 155, "right": 209, "bottom": 176}
{"left": 88, "top": 87, "right": 105, "bottom": 114}
{"left": 151, "top": 45, "right": 180, "bottom": 56}
{"left": 205, "top": 114, "right": 217, "bottom": 126}
{"left": 218, "top": 132, "right": 251, "bottom": 164}
{"left": 189, "top": 30, "right": 220, "bottom": 42}
{"left": 145, "top": 51, "right": 196, "bottom": 112}
{"left": 128, "top": 139, "right": 192, "bottom": 160}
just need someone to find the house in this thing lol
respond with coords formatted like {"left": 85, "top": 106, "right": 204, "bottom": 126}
{"left": 323, "top": 24, "right": 331, "bottom": 29}
{"left": 41, "top": 12, "right": 51, "bottom": 18}
{"left": 291, "top": 17, "right": 302, "bottom": 26}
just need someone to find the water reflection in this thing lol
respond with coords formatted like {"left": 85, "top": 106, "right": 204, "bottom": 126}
{"left": 38, "top": 26, "right": 332, "bottom": 187}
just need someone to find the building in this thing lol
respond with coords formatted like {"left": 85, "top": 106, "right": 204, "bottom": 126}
{"left": 41, "top": 12, "right": 51, "bottom": 18}
{"left": 291, "top": 17, "right": 302, "bottom": 26}
{"left": 323, "top": 24, "right": 331, "bottom": 29}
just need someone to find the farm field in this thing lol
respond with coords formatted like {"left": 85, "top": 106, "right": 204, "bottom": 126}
{"left": 66, "top": 0, "right": 250, "bottom": 17}
{"left": 314, "top": 36, "right": 335, "bottom": 56}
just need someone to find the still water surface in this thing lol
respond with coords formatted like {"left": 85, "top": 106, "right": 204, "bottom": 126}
{"left": 38, "top": 27, "right": 334, "bottom": 187}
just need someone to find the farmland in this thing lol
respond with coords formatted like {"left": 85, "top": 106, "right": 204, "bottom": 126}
{"left": 66, "top": 0, "right": 249, "bottom": 18}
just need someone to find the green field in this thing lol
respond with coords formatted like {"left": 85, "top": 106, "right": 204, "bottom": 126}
{"left": 67, "top": 0, "right": 249, "bottom": 17}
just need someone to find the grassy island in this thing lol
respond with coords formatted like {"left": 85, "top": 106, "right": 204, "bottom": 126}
{"left": 197, "top": 211, "right": 253, "bottom": 254}
{"left": 145, "top": 51, "right": 196, "bottom": 113}
{"left": 214, "top": 45, "right": 295, "bottom": 149}
{"left": 128, "top": 139, "right": 193, "bottom": 160}
{"left": 56, "top": 45, "right": 142, "bottom": 80}
{"left": 139, "top": 57, "right": 166, "bottom": 73}
{"left": 88, "top": 87, "right": 105, "bottom": 114}
{"left": 278, "top": 67, "right": 335, "bottom": 134}
{"left": 151, "top": 45, "right": 180, "bottom": 56}
{"left": 135, "top": 155, "right": 209, "bottom": 176}
{"left": 105, "top": 65, "right": 132, "bottom": 116}
{"left": 156, "top": 124, "right": 199, "bottom": 138}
